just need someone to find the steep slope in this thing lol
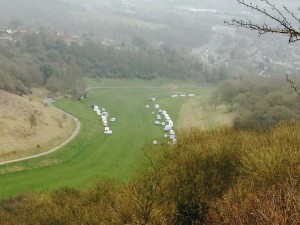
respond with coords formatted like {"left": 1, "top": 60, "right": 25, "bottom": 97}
{"left": 0, "top": 89, "right": 76, "bottom": 162}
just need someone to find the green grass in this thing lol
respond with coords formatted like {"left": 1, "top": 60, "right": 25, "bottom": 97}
{"left": 0, "top": 87, "right": 215, "bottom": 198}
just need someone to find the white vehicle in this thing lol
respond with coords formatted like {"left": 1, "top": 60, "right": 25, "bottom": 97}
{"left": 180, "top": 94, "right": 186, "bottom": 97}
{"left": 145, "top": 105, "right": 150, "bottom": 109}
{"left": 105, "top": 127, "right": 110, "bottom": 131}
{"left": 170, "top": 134, "right": 176, "bottom": 139}
{"left": 162, "top": 122, "right": 166, "bottom": 126}
{"left": 110, "top": 118, "right": 116, "bottom": 122}
{"left": 164, "top": 134, "right": 169, "bottom": 138}
{"left": 103, "top": 121, "right": 108, "bottom": 126}
{"left": 170, "top": 130, "right": 175, "bottom": 135}
{"left": 188, "top": 94, "right": 196, "bottom": 97}
{"left": 171, "top": 95, "right": 179, "bottom": 98}
{"left": 159, "top": 109, "right": 162, "bottom": 113}
{"left": 155, "top": 104, "right": 159, "bottom": 109}
{"left": 104, "top": 130, "right": 112, "bottom": 135}
{"left": 153, "top": 140, "right": 158, "bottom": 145}
{"left": 154, "top": 121, "right": 162, "bottom": 125}
{"left": 163, "top": 126, "right": 172, "bottom": 131}
{"left": 165, "top": 123, "right": 173, "bottom": 128}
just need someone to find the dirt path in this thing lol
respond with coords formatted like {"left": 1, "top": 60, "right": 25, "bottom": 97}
{"left": 0, "top": 102, "right": 81, "bottom": 166}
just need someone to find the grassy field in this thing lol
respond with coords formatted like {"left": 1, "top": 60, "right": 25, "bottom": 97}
{"left": 85, "top": 77, "right": 204, "bottom": 88}
{"left": 0, "top": 85, "right": 227, "bottom": 198}
{"left": 178, "top": 94, "right": 233, "bottom": 130}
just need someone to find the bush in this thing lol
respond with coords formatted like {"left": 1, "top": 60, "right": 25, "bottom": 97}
{"left": 1, "top": 122, "right": 300, "bottom": 223}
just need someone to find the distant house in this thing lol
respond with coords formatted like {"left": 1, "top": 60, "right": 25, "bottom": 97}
{"left": 6, "top": 30, "right": 13, "bottom": 34}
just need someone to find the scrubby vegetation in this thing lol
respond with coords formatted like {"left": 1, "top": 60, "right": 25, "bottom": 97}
{"left": 212, "top": 77, "right": 300, "bottom": 130}
{"left": 1, "top": 121, "right": 300, "bottom": 224}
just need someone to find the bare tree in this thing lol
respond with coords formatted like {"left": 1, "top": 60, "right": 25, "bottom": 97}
{"left": 226, "top": 0, "right": 300, "bottom": 96}
{"left": 286, "top": 74, "right": 300, "bottom": 96}
{"left": 226, "top": 0, "right": 300, "bottom": 43}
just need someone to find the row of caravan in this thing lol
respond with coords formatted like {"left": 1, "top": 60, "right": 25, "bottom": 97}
{"left": 91, "top": 105, "right": 116, "bottom": 135}
{"left": 146, "top": 102, "right": 177, "bottom": 145}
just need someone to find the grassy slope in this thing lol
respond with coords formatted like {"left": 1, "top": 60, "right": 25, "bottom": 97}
{"left": 178, "top": 91, "right": 233, "bottom": 130}
{"left": 0, "top": 86, "right": 214, "bottom": 198}
{"left": 84, "top": 77, "right": 202, "bottom": 88}
{"left": 0, "top": 89, "right": 76, "bottom": 162}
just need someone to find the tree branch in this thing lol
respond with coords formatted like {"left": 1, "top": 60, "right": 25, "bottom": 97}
{"left": 286, "top": 75, "right": 300, "bottom": 96}
{"left": 225, "top": 0, "right": 300, "bottom": 43}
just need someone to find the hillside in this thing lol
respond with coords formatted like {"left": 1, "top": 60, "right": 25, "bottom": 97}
{"left": 0, "top": 89, "right": 76, "bottom": 162}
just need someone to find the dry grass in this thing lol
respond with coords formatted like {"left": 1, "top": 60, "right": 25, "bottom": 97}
{"left": 178, "top": 97, "right": 233, "bottom": 130}
{"left": 0, "top": 89, "right": 76, "bottom": 162}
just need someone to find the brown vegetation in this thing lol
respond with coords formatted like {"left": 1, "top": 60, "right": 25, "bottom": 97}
{"left": 178, "top": 96, "right": 233, "bottom": 130}
{"left": 0, "top": 89, "right": 76, "bottom": 162}
{"left": 213, "top": 77, "right": 300, "bottom": 130}
{"left": 1, "top": 121, "right": 300, "bottom": 224}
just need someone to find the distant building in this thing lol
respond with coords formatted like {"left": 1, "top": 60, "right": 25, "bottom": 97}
{"left": 6, "top": 30, "right": 13, "bottom": 34}
{"left": 212, "top": 25, "right": 237, "bottom": 36}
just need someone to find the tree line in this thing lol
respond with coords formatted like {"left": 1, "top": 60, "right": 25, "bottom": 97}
{"left": 0, "top": 27, "right": 209, "bottom": 95}
{"left": 211, "top": 76, "right": 300, "bottom": 130}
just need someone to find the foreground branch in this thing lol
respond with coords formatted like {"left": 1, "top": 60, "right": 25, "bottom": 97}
{"left": 286, "top": 75, "right": 300, "bottom": 96}
{"left": 225, "top": 0, "right": 300, "bottom": 43}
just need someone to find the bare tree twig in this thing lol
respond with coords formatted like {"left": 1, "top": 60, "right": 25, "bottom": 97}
{"left": 226, "top": 1, "right": 300, "bottom": 96}
{"left": 286, "top": 75, "right": 300, "bottom": 96}
{"left": 225, "top": 0, "right": 300, "bottom": 43}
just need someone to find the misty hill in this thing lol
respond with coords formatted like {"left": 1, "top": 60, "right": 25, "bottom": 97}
{"left": 65, "top": 0, "right": 242, "bottom": 11}
{"left": 1, "top": 0, "right": 298, "bottom": 34}
{"left": 0, "top": 0, "right": 83, "bottom": 28}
